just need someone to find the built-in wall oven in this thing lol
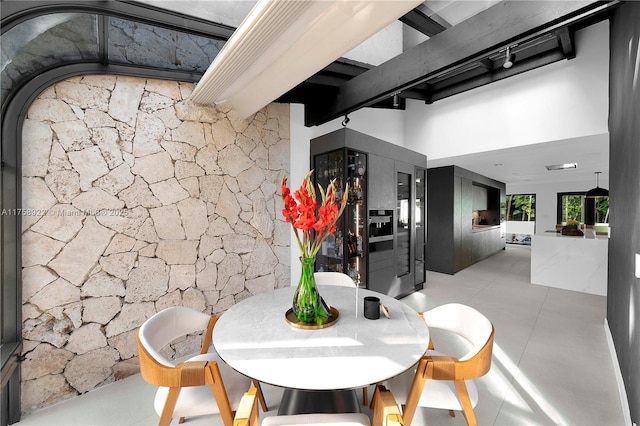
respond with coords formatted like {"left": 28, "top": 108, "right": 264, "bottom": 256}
{"left": 369, "top": 210, "right": 393, "bottom": 252}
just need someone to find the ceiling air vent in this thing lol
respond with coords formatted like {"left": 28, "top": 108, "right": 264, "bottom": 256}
{"left": 545, "top": 163, "right": 577, "bottom": 171}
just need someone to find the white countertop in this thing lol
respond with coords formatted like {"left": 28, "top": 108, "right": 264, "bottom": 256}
{"left": 536, "top": 230, "right": 609, "bottom": 240}
{"left": 213, "top": 286, "right": 429, "bottom": 391}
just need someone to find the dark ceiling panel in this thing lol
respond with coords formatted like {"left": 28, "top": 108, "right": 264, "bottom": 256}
{"left": 399, "top": 8, "right": 447, "bottom": 37}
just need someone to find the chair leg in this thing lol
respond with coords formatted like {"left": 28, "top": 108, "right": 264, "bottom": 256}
{"left": 363, "top": 386, "right": 368, "bottom": 405}
{"left": 206, "top": 364, "right": 234, "bottom": 426}
{"left": 369, "top": 385, "right": 378, "bottom": 409}
{"left": 178, "top": 417, "right": 185, "bottom": 424}
{"left": 449, "top": 410, "right": 456, "bottom": 417}
{"left": 253, "top": 380, "right": 269, "bottom": 412}
{"left": 454, "top": 380, "right": 477, "bottom": 426}
{"left": 159, "top": 387, "right": 181, "bottom": 426}
{"left": 402, "top": 361, "right": 433, "bottom": 425}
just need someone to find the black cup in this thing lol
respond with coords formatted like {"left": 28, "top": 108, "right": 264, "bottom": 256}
{"left": 364, "top": 296, "right": 380, "bottom": 320}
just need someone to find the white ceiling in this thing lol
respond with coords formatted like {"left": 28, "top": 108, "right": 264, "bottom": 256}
{"left": 427, "top": 133, "right": 609, "bottom": 186}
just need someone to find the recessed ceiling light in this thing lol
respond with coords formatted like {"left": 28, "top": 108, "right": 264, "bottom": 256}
{"left": 545, "top": 163, "right": 577, "bottom": 171}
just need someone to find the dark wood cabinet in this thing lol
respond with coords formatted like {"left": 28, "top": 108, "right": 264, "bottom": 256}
{"left": 311, "top": 128, "right": 426, "bottom": 298}
{"left": 427, "top": 165, "right": 506, "bottom": 274}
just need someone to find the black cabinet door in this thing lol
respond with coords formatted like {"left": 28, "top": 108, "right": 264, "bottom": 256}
{"left": 367, "top": 153, "right": 395, "bottom": 210}
{"left": 395, "top": 161, "right": 415, "bottom": 296}
{"left": 415, "top": 168, "right": 426, "bottom": 286}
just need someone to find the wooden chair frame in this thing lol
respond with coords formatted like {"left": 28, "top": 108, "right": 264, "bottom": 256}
{"left": 137, "top": 313, "right": 267, "bottom": 426}
{"left": 371, "top": 385, "right": 405, "bottom": 426}
{"left": 401, "top": 325, "right": 495, "bottom": 426}
{"left": 233, "top": 387, "right": 260, "bottom": 426}
{"left": 233, "top": 385, "right": 404, "bottom": 426}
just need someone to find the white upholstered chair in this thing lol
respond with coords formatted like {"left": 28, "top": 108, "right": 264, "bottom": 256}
{"left": 137, "top": 306, "right": 267, "bottom": 426}
{"left": 314, "top": 271, "right": 372, "bottom": 405}
{"left": 386, "top": 303, "right": 494, "bottom": 426}
{"left": 233, "top": 385, "right": 403, "bottom": 426}
{"left": 314, "top": 271, "right": 357, "bottom": 287}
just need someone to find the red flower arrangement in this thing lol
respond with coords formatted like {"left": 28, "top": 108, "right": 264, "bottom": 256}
{"left": 281, "top": 171, "right": 348, "bottom": 259}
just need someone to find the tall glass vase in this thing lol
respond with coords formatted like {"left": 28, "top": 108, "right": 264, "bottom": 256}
{"left": 292, "top": 256, "right": 330, "bottom": 325}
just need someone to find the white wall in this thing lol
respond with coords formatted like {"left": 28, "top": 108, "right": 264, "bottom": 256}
{"left": 403, "top": 21, "right": 610, "bottom": 160}
{"left": 288, "top": 104, "right": 405, "bottom": 282}
{"left": 508, "top": 177, "right": 609, "bottom": 233}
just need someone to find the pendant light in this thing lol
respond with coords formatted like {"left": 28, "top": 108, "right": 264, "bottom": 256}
{"left": 585, "top": 172, "right": 608, "bottom": 198}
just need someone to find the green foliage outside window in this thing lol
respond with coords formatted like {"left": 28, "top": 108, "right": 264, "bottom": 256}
{"left": 506, "top": 194, "right": 535, "bottom": 221}
{"left": 595, "top": 197, "right": 609, "bottom": 223}
{"left": 561, "top": 194, "right": 583, "bottom": 222}
{"left": 559, "top": 193, "right": 609, "bottom": 224}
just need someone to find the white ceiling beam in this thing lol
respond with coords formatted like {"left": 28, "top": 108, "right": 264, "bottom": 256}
{"left": 189, "top": 0, "right": 423, "bottom": 117}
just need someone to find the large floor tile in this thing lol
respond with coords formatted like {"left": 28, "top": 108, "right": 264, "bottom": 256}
{"left": 15, "top": 374, "right": 156, "bottom": 425}
{"left": 501, "top": 349, "right": 625, "bottom": 426}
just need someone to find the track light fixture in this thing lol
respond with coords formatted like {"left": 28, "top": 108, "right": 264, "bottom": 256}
{"left": 392, "top": 92, "right": 400, "bottom": 107}
{"left": 503, "top": 46, "right": 515, "bottom": 69}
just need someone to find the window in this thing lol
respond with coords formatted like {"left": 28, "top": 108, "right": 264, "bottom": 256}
{"left": 505, "top": 194, "right": 536, "bottom": 245}
{"left": 506, "top": 194, "right": 536, "bottom": 221}
{"left": 594, "top": 197, "right": 609, "bottom": 223}
{"left": 558, "top": 192, "right": 585, "bottom": 223}
{"left": 557, "top": 192, "right": 609, "bottom": 225}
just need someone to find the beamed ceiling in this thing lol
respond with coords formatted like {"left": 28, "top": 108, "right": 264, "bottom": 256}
{"left": 1, "top": 0, "right": 620, "bottom": 129}
{"left": 274, "top": 0, "right": 620, "bottom": 127}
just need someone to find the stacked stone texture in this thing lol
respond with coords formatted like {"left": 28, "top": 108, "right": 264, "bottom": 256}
{"left": 20, "top": 75, "right": 291, "bottom": 413}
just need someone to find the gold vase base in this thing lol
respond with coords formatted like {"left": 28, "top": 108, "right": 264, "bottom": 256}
{"left": 285, "top": 306, "right": 339, "bottom": 329}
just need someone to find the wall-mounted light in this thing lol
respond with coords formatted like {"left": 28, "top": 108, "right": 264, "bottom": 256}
{"left": 586, "top": 171, "right": 609, "bottom": 198}
{"left": 503, "top": 46, "right": 516, "bottom": 69}
{"left": 189, "top": 0, "right": 423, "bottom": 117}
{"left": 392, "top": 93, "right": 400, "bottom": 108}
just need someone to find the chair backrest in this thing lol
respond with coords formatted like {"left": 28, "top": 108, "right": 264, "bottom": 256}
{"left": 424, "top": 303, "right": 493, "bottom": 362}
{"left": 262, "top": 414, "right": 371, "bottom": 426}
{"left": 314, "top": 272, "right": 356, "bottom": 287}
{"left": 138, "top": 306, "right": 212, "bottom": 367}
{"left": 234, "top": 385, "right": 402, "bottom": 426}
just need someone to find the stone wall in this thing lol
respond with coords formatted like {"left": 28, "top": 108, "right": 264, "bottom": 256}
{"left": 20, "top": 75, "right": 290, "bottom": 413}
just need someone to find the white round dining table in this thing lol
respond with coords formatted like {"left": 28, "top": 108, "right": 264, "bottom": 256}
{"left": 213, "top": 285, "right": 429, "bottom": 394}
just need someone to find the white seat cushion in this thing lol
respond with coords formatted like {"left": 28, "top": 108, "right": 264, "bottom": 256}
{"left": 262, "top": 412, "right": 371, "bottom": 426}
{"left": 153, "top": 352, "right": 251, "bottom": 418}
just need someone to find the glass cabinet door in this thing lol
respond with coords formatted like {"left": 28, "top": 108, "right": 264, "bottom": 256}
{"left": 396, "top": 171, "right": 411, "bottom": 277}
{"left": 313, "top": 149, "right": 367, "bottom": 288}
{"left": 346, "top": 150, "right": 366, "bottom": 287}
{"left": 314, "top": 149, "right": 345, "bottom": 273}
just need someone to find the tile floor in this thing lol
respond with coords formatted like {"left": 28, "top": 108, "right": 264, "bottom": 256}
{"left": 15, "top": 245, "right": 626, "bottom": 425}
